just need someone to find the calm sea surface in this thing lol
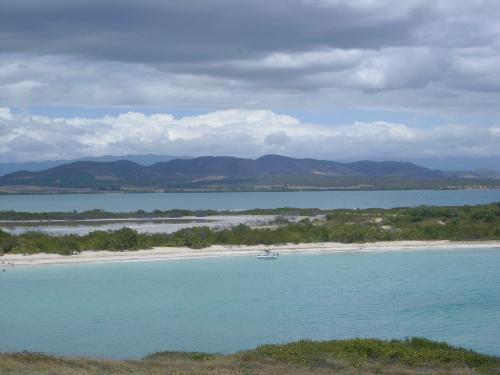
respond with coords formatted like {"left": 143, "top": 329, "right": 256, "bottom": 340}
{"left": 1, "top": 248, "right": 499, "bottom": 358}
{"left": 0, "top": 189, "right": 499, "bottom": 212}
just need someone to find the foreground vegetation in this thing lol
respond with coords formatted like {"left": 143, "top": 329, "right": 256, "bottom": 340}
{"left": 1, "top": 338, "right": 499, "bottom": 375}
{"left": 1, "top": 203, "right": 499, "bottom": 255}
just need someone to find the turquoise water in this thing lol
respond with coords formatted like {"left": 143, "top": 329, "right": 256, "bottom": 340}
{"left": 1, "top": 248, "right": 499, "bottom": 358}
{"left": 0, "top": 189, "right": 499, "bottom": 212}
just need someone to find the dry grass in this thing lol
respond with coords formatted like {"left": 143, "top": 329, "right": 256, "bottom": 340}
{"left": 1, "top": 338, "right": 499, "bottom": 375}
{"left": 0, "top": 355, "right": 482, "bottom": 375}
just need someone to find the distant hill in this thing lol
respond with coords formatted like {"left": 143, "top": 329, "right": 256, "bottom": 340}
{"left": 1, "top": 154, "right": 499, "bottom": 192}
{"left": 451, "top": 169, "right": 500, "bottom": 179}
{"left": 148, "top": 155, "right": 448, "bottom": 179}
{"left": 2, "top": 160, "right": 167, "bottom": 187}
{"left": 0, "top": 154, "right": 187, "bottom": 176}
{"left": 408, "top": 156, "right": 500, "bottom": 172}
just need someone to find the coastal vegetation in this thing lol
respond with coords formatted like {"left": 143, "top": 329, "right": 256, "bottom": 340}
{"left": 0, "top": 207, "right": 328, "bottom": 223}
{"left": 1, "top": 338, "right": 499, "bottom": 374}
{"left": 0, "top": 203, "right": 499, "bottom": 255}
{"left": 1, "top": 176, "right": 499, "bottom": 193}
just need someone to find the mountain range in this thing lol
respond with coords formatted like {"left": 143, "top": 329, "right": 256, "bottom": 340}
{"left": 0, "top": 154, "right": 186, "bottom": 176}
{"left": 0, "top": 155, "right": 498, "bottom": 192}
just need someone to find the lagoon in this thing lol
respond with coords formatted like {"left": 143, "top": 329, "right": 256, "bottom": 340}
{"left": 0, "top": 189, "right": 499, "bottom": 212}
{"left": 1, "top": 247, "right": 499, "bottom": 359}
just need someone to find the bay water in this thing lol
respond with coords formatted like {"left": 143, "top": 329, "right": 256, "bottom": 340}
{"left": 0, "top": 189, "right": 499, "bottom": 212}
{"left": 1, "top": 247, "right": 499, "bottom": 358}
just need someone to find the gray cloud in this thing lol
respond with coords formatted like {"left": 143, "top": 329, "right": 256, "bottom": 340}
{"left": 0, "top": 1, "right": 500, "bottom": 120}
{"left": 265, "top": 132, "right": 291, "bottom": 146}
{"left": 0, "top": 0, "right": 426, "bottom": 61}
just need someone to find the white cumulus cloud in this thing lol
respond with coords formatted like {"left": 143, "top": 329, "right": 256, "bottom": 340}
{"left": 0, "top": 108, "right": 499, "bottom": 164}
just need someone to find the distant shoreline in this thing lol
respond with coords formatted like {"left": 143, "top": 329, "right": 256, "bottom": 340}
{"left": 1, "top": 186, "right": 500, "bottom": 195}
{"left": 2, "top": 240, "right": 499, "bottom": 267}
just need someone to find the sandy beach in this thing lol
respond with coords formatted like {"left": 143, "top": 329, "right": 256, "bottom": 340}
{"left": 2, "top": 240, "right": 500, "bottom": 267}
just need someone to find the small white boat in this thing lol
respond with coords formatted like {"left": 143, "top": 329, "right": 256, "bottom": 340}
{"left": 257, "top": 250, "right": 279, "bottom": 259}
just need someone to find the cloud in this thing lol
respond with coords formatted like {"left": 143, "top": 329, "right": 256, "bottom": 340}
{"left": 1, "top": 108, "right": 498, "bottom": 163}
{"left": 0, "top": 0, "right": 425, "bottom": 61}
{"left": 0, "top": 107, "right": 13, "bottom": 121}
{"left": 0, "top": 1, "right": 499, "bottom": 117}
{"left": 265, "top": 132, "right": 292, "bottom": 146}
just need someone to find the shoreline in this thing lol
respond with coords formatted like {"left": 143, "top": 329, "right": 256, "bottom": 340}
{"left": 1, "top": 186, "right": 499, "bottom": 195}
{"left": 2, "top": 240, "right": 500, "bottom": 267}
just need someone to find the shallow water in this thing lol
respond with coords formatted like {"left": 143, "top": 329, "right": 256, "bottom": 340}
{"left": 0, "top": 189, "right": 499, "bottom": 212}
{"left": 2, "top": 215, "right": 273, "bottom": 235}
{"left": 1, "top": 248, "right": 499, "bottom": 358}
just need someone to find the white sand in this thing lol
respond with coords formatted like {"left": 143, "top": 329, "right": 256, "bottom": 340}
{"left": 1, "top": 240, "right": 500, "bottom": 267}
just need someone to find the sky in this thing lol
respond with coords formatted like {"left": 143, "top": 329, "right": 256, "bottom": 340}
{"left": 0, "top": 0, "right": 499, "bottom": 169}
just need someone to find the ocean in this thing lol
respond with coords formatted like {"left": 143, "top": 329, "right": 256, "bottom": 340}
{"left": 1, "top": 247, "right": 499, "bottom": 358}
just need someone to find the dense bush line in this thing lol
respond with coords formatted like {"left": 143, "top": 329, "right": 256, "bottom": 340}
{"left": 0, "top": 207, "right": 323, "bottom": 221}
{"left": 1, "top": 203, "right": 499, "bottom": 255}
